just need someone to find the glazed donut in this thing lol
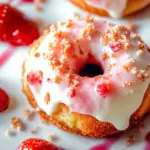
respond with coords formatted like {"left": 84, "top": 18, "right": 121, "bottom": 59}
{"left": 70, "top": 0, "right": 150, "bottom": 18}
{"left": 23, "top": 16, "right": 150, "bottom": 137}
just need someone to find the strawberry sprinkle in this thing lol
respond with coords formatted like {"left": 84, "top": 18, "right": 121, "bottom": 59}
{"left": 27, "top": 71, "right": 43, "bottom": 85}
{"left": 110, "top": 42, "right": 121, "bottom": 52}
{"left": 96, "top": 77, "right": 111, "bottom": 96}
{"left": 67, "top": 87, "right": 76, "bottom": 98}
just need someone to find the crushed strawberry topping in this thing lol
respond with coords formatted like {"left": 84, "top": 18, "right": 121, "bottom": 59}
{"left": 47, "top": 78, "right": 51, "bottom": 82}
{"left": 0, "top": 4, "right": 39, "bottom": 46}
{"left": 0, "top": 88, "right": 9, "bottom": 112}
{"left": 110, "top": 42, "right": 121, "bottom": 52}
{"left": 67, "top": 87, "right": 76, "bottom": 98}
{"left": 22, "top": 0, "right": 34, "bottom": 2}
{"left": 96, "top": 77, "right": 111, "bottom": 96}
{"left": 27, "top": 71, "right": 43, "bottom": 85}
{"left": 18, "top": 138, "right": 60, "bottom": 150}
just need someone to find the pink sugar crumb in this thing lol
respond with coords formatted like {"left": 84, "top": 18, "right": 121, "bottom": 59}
{"left": 27, "top": 70, "right": 43, "bottom": 85}
{"left": 96, "top": 77, "right": 111, "bottom": 96}
{"left": 110, "top": 42, "right": 121, "bottom": 52}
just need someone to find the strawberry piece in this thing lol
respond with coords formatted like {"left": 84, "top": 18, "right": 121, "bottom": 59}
{"left": 96, "top": 77, "right": 111, "bottom": 96}
{"left": 110, "top": 42, "right": 121, "bottom": 52}
{"left": 0, "top": 88, "right": 9, "bottom": 112}
{"left": 67, "top": 87, "right": 76, "bottom": 98}
{"left": 0, "top": 4, "right": 39, "bottom": 46}
{"left": 22, "top": 0, "right": 34, "bottom": 2}
{"left": 18, "top": 138, "right": 60, "bottom": 150}
{"left": 27, "top": 71, "right": 43, "bottom": 85}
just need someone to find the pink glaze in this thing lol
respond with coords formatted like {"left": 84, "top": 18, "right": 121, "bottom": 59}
{"left": 145, "top": 132, "right": 150, "bottom": 150}
{"left": 0, "top": 46, "right": 16, "bottom": 67}
{"left": 91, "top": 136, "right": 119, "bottom": 150}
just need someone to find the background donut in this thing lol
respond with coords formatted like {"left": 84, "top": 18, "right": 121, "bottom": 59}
{"left": 70, "top": 0, "right": 150, "bottom": 18}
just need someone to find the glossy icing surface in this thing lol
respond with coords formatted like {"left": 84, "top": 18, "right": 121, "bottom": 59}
{"left": 25, "top": 17, "right": 150, "bottom": 130}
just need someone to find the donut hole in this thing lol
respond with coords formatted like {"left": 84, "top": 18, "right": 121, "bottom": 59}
{"left": 79, "top": 63, "right": 104, "bottom": 77}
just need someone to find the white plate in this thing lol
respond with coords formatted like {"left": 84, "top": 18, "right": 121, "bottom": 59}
{"left": 0, "top": 0, "right": 150, "bottom": 149}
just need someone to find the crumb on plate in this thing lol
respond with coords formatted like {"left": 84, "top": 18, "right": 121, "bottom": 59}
{"left": 125, "top": 135, "right": 135, "bottom": 146}
{"left": 5, "top": 129, "right": 15, "bottom": 137}
{"left": 48, "top": 134, "right": 58, "bottom": 142}
{"left": 24, "top": 109, "right": 35, "bottom": 120}
{"left": 11, "top": 117, "right": 24, "bottom": 131}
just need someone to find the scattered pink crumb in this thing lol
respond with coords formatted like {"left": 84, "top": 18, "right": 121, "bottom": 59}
{"left": 73, "top": 12, "right": 81, "bottom": 19}
{"left": 34, "top": 0, "right": 47, "bottom": 11}
{"left": 30, "top": 126, "right": 39, "bottom": 134}
{"left": 126, "top": 22, "right": 138, "bottom": 33}
{"left": 24, "top": 109, "right": 35, "bottom": 120}
{"left": 30, "top": 129, "right": 37, "bottom": 134}
{"left": 48, "top": 134, "right": 58, "bottom": 142}
{"left": 5, "top": 129, "right": 16, "bottom": 137}
{"left": 125, "top": 135, "right": 135, "bottom": 146}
